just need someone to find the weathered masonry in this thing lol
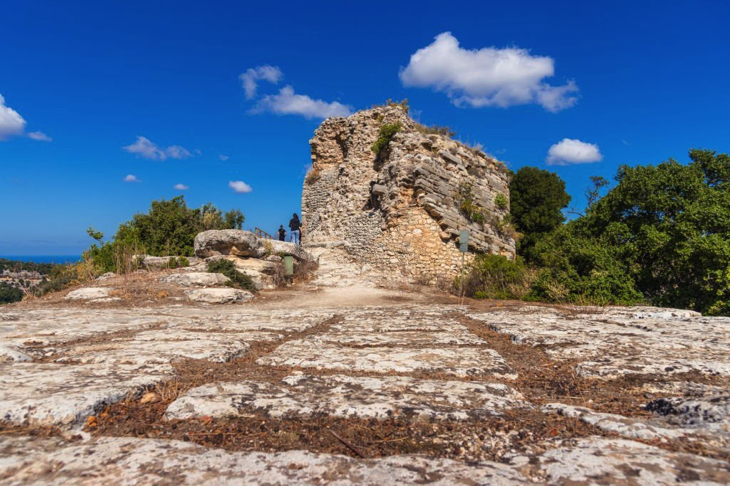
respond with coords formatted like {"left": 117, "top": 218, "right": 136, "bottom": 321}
{"left": 301, "top": 105, "right": 516, "bottom": 284}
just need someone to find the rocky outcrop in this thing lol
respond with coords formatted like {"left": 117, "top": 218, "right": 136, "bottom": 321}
{"left": 161, "top": 272, "right": 230, "bottom": 287}
{"left": 302, "top": 105, "right": 515, "bottom": 285}
{"left": 194, "top": 230, "right": 266, "bottom": 259}
{"left": 185, "top": 288, "right": 254, "bottom": 304}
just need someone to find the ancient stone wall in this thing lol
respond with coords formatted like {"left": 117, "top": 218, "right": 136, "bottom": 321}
{"left": 301, "top": 105, "right": 516, "bottom": 285}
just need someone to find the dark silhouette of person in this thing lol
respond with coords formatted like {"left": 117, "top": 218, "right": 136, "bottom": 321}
{"left": 276, "top": 225, "right": 286, "bottom": 241}
{"left": 289, "top": 213, "right": 301, "bottom": 245}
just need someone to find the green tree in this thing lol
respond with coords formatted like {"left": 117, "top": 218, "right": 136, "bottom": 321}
{"left": 583, "top": 149, "right": 730, "bottom": 314}
{"left": 509, "top": 167, "right": 571, "bottom": 261}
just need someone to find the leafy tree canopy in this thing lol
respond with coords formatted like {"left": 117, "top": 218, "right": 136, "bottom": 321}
{"left": 509, "top": 166, "right": 571, "bottom": 261}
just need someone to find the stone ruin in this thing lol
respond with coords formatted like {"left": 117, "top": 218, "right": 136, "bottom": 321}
{"left": 302, "top": 105, "right": 516, "bottom": 285}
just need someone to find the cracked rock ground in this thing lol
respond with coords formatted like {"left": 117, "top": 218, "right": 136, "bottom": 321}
{"left": 2, "top": 274, "right": 730, "bottom": 484}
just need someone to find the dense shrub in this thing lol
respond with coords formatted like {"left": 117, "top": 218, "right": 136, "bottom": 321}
{"left": 207, "top": 259, "right": 257, "bottom": 293}
{"left": 84, "top": 196, "right": 245, "bottom": 275}
{"left": 372, "top": 123, "right": 401, "bottom": 156}
{"left": 0, "top": 283, "right": 23, "bottom": 305}
{"left": 463, "top": 255, "right": 533, "bottom": 300}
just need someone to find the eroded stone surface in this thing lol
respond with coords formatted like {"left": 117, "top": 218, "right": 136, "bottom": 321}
{"left": 511, "top": 437, "right": 730, "bottom": 485}
{"left": 165, "top": 374, "right": 528, "bottom": 421}
{"left": 161, "top": 272, "right": 230, "bottom": 287}
{"left": 52, "top": 329, "right": 251, "bottom": 366}
{"left": 3, "top": 435, "right": 729, "bottom": 485}
{"left": 469, "top": 305, "right": 730, "bottom": 378}
{"left": 0, "top": 436, "right": 532, "bottom": 485}
{"left": 258, "top": 340, "right": 515, "bottom": 378}
{"left": 185, "top": 288, "right": 254, "bottom": 304}
{"left": 543, "top": 403, "right": 687, "bottom": 441}
{"left": 0, "top": 363, "right": 169, "bottom": 426}
{"left": 64, "top": 287, "right": 111, "bottom": 301}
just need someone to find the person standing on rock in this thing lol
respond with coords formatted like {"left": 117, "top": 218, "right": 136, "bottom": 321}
{"left": 289, "top": 213, "right": 301, "bottom": 245}
{"left": 276, "top": 225, "right": 286, "bottom": 241}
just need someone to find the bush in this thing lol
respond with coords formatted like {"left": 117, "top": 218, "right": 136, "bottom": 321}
{"left": 168, "top": 257, "right": 178, "bottom": 269}
{"left": 372, "top": 123, "right": 401, "bottom": 156}
{"left": 207, "top": 259, "right": 257, "bottom": 293}
{"left": 494, "top": 193, "right": 508, "bottom": 210}
{"left": 0, "top": 283, "right": 23, "bottom": 305}
{"left": 463, "top": 254, "right": 533, "bottom": 300}
{"left": 178, "top": 256, "right": 190, "bottom": 267}
{"left": 83, "top": 196, "right": 245, "bottom": 275}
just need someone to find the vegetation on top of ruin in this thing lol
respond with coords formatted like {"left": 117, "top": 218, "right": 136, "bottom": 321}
{"left": 371, "top": 123, "right": 402, "bottom": 156}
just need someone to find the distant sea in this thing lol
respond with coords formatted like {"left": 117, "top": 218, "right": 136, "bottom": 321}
{"left": 0, "top": 255, "right": 82, "bottom": 264}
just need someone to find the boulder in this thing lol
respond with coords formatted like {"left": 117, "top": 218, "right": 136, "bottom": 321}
{"left": 269, "top": 240, "right": 317, "bottom": 263}
{"left": 95, "top": 272, "right": 116, "bottom": 281}
{"left": 185, "top": 288, "right": 254, "bottom": 304}
{"left": 139, "top": 256, "right": 200, "bottom": 271}
{"left": 194, "top": 230, "right": 265, "bottom": 259}
{"left": 65, "top": 288, "right": 111, "bottom": 301}
{"left": 161, "top": 272, "right": 230, "bottom": 287}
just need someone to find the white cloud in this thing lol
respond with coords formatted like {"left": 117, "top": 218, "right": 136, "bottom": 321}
{"left": 123, "top": 136, "right": 193, "bottom": 160}
{"left": 27, "top": 131, "right": 52, "bottom": 142}
{"left": 399, "top": 32, "right": 578, "bottom": 112}
{"left": 174, "top": 183, "right": 189, "bottom": 190}
{"left": 546, "top": 138, "right": 603, "bottom": 165}
{"left": 239, "top": 65, "right": 283, "bottom": 99}
{"left": 0, "top": 94, "right": 27, "bottom": 140}
{"left": 253, "top": 86, "right": 352, "bottom": 119}
{"left": 229, "top": 180, "right": 252, "bottom": 194}
{"left": 123, "top": 174, "right": 141, "bottom": 182}
{"left": 219, "top": 154, "right": 229, "bottom": 161}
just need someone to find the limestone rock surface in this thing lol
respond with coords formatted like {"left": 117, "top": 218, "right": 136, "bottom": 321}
{"left": 194, "top": 229, "right": 266, "bottom": 258}
{"left": 161, "top": 272, "right": 230, "bottom": 287}
{"left": 165, "top": 374, "right": 529, "bottom": 421}
{"left": 185, "top": 288, "right": 254, "bottom": 304}
{"left": 65, "top": 287, "right": 112, "bottom": 301}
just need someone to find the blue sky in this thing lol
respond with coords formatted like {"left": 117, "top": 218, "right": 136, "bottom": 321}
{"left": 1, "top": 0, "right": 728, "bottom": 254}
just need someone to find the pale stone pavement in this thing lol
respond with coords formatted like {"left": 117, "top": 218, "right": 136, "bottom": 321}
{"left": 1, "top": 274, "right": 730, "bottom": 484}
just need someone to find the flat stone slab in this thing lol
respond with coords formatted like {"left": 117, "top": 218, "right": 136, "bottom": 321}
{"left": 65, "top": 287, "right": 111, "bottom": 301}
{"left": 53, "top": 329, "right": 252, "bottom": 366}
{"left": 316, "top": 330, "right": 485, "bottom": 346}
{"left": 3, "top": 435, "right": 729, "bottom": 485}
{"left": 511, "top": 437, "right": 730, "bottom": 485}
{"left": 542, "top": 403, "right": 687, "bottom": 441}
{"left": 161, "top": 272, "right": 230, "bottom": 287}
{"left": 185, "top": 288, "right": 254, "bottom": 304}
{"left": 0, "top": 362, "right": 169, "bottom": 426}
{"left": 165, "top": 374, "right": 529, "bottom": 421}
{"left": 0, "top": 436, "right": 531, "bottom": 485}
{"left": 258, "top": 340, "right": 515, "bottom": 378}
{"left": 330, "top": 306, "right": 465, "bottom": 332}
{"left": 469, "top": 306, "right": 730, "bottom": 378}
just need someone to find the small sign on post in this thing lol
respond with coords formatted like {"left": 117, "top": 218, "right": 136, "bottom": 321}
{"left": 283, "top": 255, "right": 294, "bottom": 277}
{"left": 459, "top": 230, "right": 470, "bottom": 253}
{"left": 458, "top": 230, "right": 470, "bottom": 305}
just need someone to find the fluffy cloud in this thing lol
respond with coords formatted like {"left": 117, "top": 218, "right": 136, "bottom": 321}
{"left": 123, "top": 136, "right": 192, "bottom": 160}
{"left": 27, "top": 131, "right": 52, "bottom": 142}
{"left": 123, "top": 174, "right": 141, "bottom": 182}
{"left": 229, "top": 180, "right": 252, "bottom": 194}
{"left": 174, "top": 183, "right": 189, "bottom": 190}
{"left": 399, "top": 32, "right": 578, "bottom": 112}
{"left": 0, "top": 94, "right": 28, "bottom": 140}
{"left": 219, "top": 154, "right": 229, "bottom": 161}
{"left": 546, "top": 138, "right": 603, "bottom": 165}
{"left": 253, "top": 86, "right": 352, "bottom": 119}
{"left": 239, "top": 65, "right": 283, "bottom": 99}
